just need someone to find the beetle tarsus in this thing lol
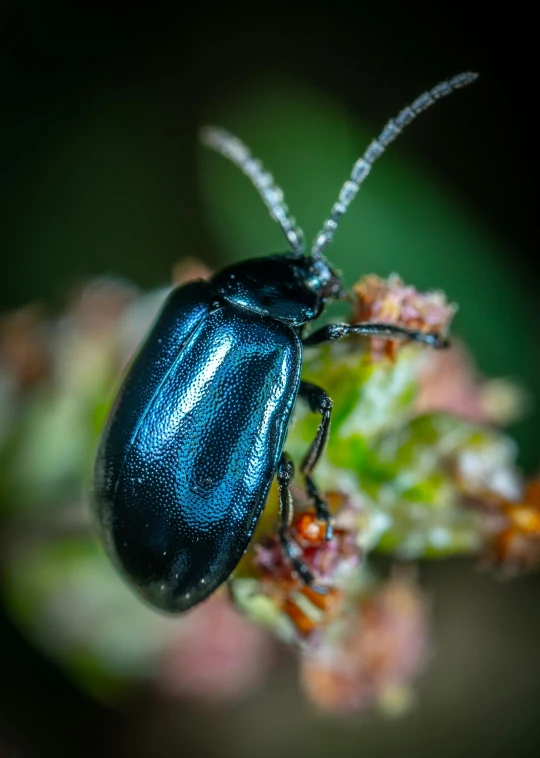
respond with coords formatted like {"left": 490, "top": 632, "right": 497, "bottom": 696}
{"left": 279, "top": 537, "right": 330, "bottom": 596}
{"left": 304, "top": 475, "right": 333, "bottom": 541}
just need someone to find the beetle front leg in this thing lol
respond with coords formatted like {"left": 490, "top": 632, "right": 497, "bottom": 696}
{"left": 298, "top": 381, "right": 334, "bottom": 541}
{"left": 303, "top": 322, "right": 449, "bottom": 349}
{"left": 277, "top": 452, "right": 328, "bottom": 594}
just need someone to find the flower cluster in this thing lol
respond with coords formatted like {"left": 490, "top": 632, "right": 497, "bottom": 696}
{"left": 351, "top": 273, "right": 456, "bottom": 361}
{"left": 0, "top": 262, "right": 533, "bottom": 714}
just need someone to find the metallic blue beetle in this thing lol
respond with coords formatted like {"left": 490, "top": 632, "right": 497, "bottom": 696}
{"left": 93, "top": 73, "right": 477, "bottom": 612}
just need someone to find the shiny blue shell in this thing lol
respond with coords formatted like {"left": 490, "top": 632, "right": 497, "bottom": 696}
{"left": 93, "top": 278, "right": 304, "bottom": 612}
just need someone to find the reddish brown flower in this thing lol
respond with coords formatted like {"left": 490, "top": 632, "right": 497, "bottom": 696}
{"left": 416, "top": 341, "right": 487, "bottom": 422}
{"left": 251, "top": 493, "right": 363, "bottom": 641}
{"left": 351, "top": 273, "right": 456, "bottom": 360}
{"left": 300, "top": 575, "right": 430, "bottom": 714}
{"left": 172, "top": 258, "right": 213, "bottom": 286}
{"left": 487, "top": 479, "right": 540, "bottom": 570}
{"left": 66, "top": 278, "right": 138, "bottom": 337}
{"left": 416, "top": 339, "right": 528, "bottom": 426}
{"left": 0, "top": 307, "right": 50, "bottom": 389}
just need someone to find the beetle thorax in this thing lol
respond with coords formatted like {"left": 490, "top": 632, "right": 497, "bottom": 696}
{"left": 210, "top": 253, "right": 342, "bottom": 327}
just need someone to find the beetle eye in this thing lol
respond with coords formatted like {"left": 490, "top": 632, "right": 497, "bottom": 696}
{"left": 304, "top": 275, "right": 321, "bottom": 292}
{"left": 307, "top": 259, "right": 344, "bottom": 301}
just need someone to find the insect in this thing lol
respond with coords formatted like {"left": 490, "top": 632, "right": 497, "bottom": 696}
{"left": 93, "top": 72, "right": 477, "bottom": 613}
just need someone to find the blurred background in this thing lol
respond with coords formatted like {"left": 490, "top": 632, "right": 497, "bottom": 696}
{"left": 1, "top": 3, "right": 539, "bottom": 757}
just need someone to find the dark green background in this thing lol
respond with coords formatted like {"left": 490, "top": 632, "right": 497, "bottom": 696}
{"left": 1, "top": 4, "right": 539, "bottom": 757}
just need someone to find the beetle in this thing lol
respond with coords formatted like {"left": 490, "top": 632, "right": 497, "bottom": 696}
{"left": 93, "top": 72, "right": 477, "bottom": 613}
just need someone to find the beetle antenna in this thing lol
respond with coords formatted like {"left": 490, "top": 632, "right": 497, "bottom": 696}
{"left": 311, "top": 71, "right": 479, "bottom": 259}
{"left": 200, "top": 126, "right": 305, "bottom": 254}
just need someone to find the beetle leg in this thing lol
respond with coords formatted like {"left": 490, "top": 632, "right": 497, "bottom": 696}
{"left": 303, "top": 322, "right": 449, "bottom": 349}
{"left": 298, "top": 381, "right": 334, "bottom": 541}
{"left": 277, "top": 452, "right": 328, "bottom": 594}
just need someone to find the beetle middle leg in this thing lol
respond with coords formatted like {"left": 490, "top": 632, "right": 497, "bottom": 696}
{"left": 297, "top": 380, "right": 334, "bottom": 541}
{"left": 277, "top": 452, "right": 327, "bottom": 593}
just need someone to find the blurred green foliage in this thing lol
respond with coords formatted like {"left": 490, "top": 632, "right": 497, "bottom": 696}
{"left": 7, "top": 95, "right": 196, "bottom": 304}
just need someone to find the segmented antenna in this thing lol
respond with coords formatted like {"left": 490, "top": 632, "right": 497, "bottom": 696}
{"left": 311, "top": 71, "right": 479, "bottom": 259}
{"left": 200, "top": 126, "right": 305, "bottom": 254}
